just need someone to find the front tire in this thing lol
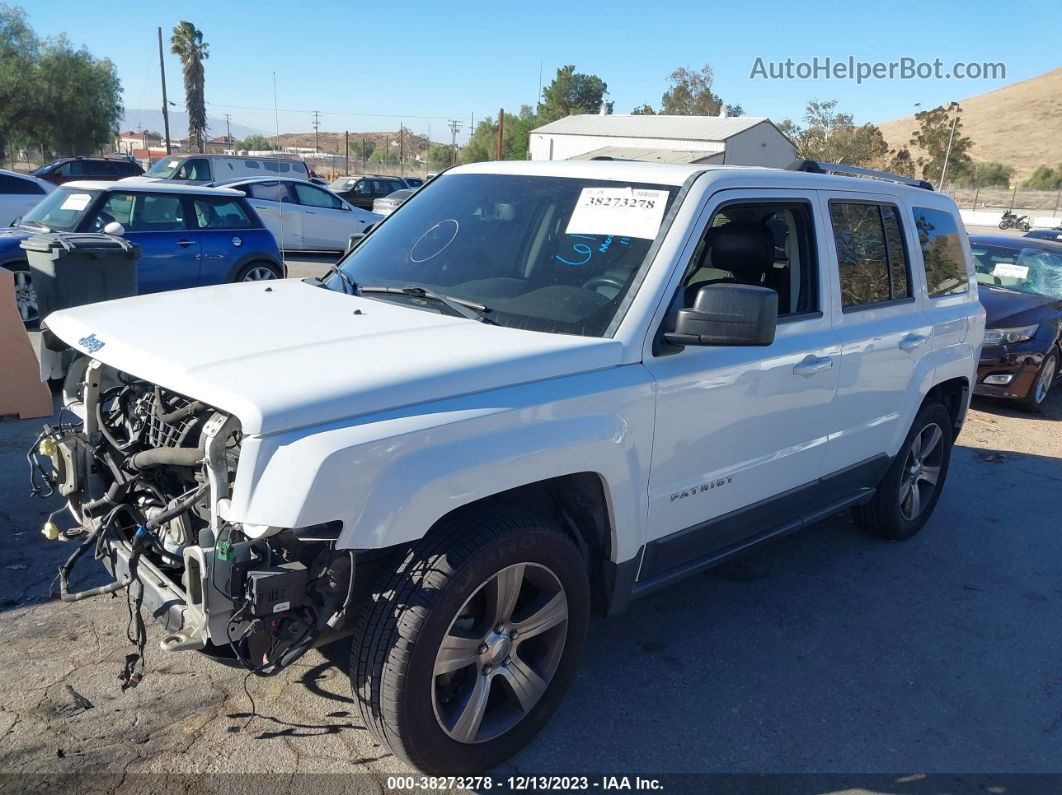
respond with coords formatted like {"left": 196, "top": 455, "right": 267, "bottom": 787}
{"left": 852, "top": 401, "right": 953, "bottom": 540}
{"left": 1019, "top": 350, "right": 1057, "bottom": 413}
{"left": 352, "top": 507, "right": 590, "bottom": 774}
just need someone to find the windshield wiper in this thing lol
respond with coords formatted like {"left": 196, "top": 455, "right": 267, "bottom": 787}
{"left": 315, "top": 264, "right": 359, "bottom": 295}
{"left": 358, "top": 285, "right": 495, "bottom": 324}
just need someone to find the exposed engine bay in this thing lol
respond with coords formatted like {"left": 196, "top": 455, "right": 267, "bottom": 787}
{"left": 29, "top": 357, "right": 354, "bottom": 682}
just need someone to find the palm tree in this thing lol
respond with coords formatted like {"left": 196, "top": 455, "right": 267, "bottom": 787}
{"left": 169, "top": 21, "right": 208, "bottom": 153}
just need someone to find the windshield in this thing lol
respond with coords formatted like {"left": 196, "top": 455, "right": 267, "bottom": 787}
{"left": 973, "top": 243, "right": 1062, "bottom": 299}
{"left": 328, "top": 177, "right": 356, "bottom": 192}
{"left": 30, "top": 160, "right": 62, "bottom": 177}
{"left": 330, "top": 173, "right": 679, "bottom": 337}
{"left": 146, "top": 157, "right": 183, "bottom": 178}
{"left": 21, "top": 187, "right": 101, "bottom": 231}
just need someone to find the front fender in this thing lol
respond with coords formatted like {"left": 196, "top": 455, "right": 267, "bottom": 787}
{"left": 227, "top": 366, "right": 656, "bottom": 563}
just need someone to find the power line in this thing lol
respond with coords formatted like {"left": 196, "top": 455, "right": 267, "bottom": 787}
{"left": 204, "top": 100, "right": 465, "bottom": 122}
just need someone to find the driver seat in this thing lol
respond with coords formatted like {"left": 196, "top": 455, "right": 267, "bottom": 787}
{"left": 684, "top": 222, "right": 775, "bottom": 305}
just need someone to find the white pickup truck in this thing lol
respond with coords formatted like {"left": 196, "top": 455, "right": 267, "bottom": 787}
{"left": 33, "top": 159, "right": 983, "bottom": 773}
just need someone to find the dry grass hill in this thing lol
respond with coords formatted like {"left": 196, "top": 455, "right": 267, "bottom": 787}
{"left": 877, "top": 68, "right": 1062, "bottom": 181}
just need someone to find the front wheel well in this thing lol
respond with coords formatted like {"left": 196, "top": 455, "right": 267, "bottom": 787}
{"left": 430, "top": 473, "right": 615, "bottom": 615}
{"left": 925, "top": 376, "right": 970, "bottom": 434}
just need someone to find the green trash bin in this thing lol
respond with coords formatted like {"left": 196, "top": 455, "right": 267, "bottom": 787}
{"left": 20, "top": 233, "right": 140, "bottom": 320}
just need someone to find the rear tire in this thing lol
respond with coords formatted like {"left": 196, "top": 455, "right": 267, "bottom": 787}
{"left": 351, "top": 506, "right": 590, "bottom": 774}
{"left": 852, "top": 401, "right": 953, "bottom": 540}
{"left": 1019, "top": 350, "right": 1057, "bottom": 413}
{"left": 234, "top": 261, "right": 282, "bottom": 282}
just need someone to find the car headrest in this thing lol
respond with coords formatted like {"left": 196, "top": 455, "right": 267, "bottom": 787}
{"left": 706, "top": 222, "right": 774, "bottom": 280}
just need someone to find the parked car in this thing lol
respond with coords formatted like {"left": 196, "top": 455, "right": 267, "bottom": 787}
{"left": 210, "top": 176, "right": 379, "bottom": 252}
{"left": 371, "top": 188, "right": 413, "bottom": 217}
{"left": 133, "top": 154, "right": 310, "bottom": 185}
{"left": 1, "top": 181, "right": 283, "bottom": 323}
{"left": 1025, "top": 228, "right": 1062, "bottom": 243}
{"left": 970, "top": 234, "right": 1062, "bottom": 410}
{"left": 31, "top": 160, "right": 982, "bottom": 774}
{"left": 0, "top": 168, "right": 54, "bottom": 226}
{"left": 327, "top": 174, "right": 406, "bottom": 209}
{"left": 31, "top": 156, "right": 143, "bottom": 186}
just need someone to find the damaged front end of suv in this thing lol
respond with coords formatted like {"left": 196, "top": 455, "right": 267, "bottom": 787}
{"left": 30, "top": 353, "right": 355, "bottom": 679}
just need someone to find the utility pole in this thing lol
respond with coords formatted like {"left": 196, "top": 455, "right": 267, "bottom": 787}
{"left": 345, "top": 130, "right": 350, "bottom": 175}
{"left": 938, "top": 101, "right": 960, "bottom": 191}
{"left": 157, "top": 27, "right": 171, "bottom": 155}
{"left": 496, "top": 108, "right": 504, "bottom": 161}
{"left": 312, "top": 110, "right": 321, "bottom": 153}
{"left": 448, "top": 120, "right": 462, "bottom": 166}
{"left": 224, "top": 114, "right": 232, "bottom": 149}
{"left": 399, "top": 123, "right": 404, "bottom": 177}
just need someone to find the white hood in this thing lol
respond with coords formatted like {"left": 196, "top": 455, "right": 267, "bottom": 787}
{"left": 45, "top": 280, "right": 623, "bottom": 435}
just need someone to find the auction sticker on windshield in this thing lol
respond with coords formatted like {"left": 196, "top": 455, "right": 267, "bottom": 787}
{"left": 993, "top": 262, "right": 1029, "bottom": 279}
{"left": 60, "top": 193, "right": 92, "bottom": 212}
{"left": 566, "top": 186, "right": 669, "bottom": 239}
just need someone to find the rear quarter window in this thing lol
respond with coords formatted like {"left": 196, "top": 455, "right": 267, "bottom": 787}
{"left": 913, "top": 206, "right": 969, "bottom": 297}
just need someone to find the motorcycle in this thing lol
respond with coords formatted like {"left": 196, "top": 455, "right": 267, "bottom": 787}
{"left": 999, "top": 210, "right": 1031, "bottom": 232}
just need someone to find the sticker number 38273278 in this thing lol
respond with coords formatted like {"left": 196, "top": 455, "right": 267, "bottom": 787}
{"left": 566, "top": 186, "right": 669, "bottom": 240}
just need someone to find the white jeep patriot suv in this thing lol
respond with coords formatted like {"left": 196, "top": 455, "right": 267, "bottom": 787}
{"left": 32, "top": 159, "right": 984, "bottom": 773}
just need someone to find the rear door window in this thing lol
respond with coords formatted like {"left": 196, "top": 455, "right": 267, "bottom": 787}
{"left": 192, "top": 196, "right": 255, "bottom": 229}
{"left": 829, "top": 201, "right": 912, "bottom": 310}
{"left": 293, "top": 182, "right": 343, "bottom": 209}
{"left": 913, "top": 207, "right": 968, "bottom": 297}
{"left": 248, "top": 180, "right": 292, "bottom": 203}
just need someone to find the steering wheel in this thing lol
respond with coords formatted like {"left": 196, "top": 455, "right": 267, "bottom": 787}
{"left": 582, "top": 274, "right": 626, "bottom": 294}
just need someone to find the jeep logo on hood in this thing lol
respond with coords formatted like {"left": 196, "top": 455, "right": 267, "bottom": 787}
{"left": 78, "top": 333, "right": 106, "bottom": 353}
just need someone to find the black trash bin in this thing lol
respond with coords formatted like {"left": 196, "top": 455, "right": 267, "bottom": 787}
{"left": 20, "top": 233, "right": 140, "bottom": 320}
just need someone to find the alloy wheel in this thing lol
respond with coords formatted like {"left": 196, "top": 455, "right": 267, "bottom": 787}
{"left": 899, "top": 422, "right": 944, "bottom": 521}
{"left": 431, "top": 562, "right": 568, "bottom": 744}
{"left": 241, "top": 265, "right": 278, "bottom": 281}
{"left": 12, "top": 270, "right": 38, "bottom": 323}
{"left": 1034, "top": 355, "right": 1057, "bottom": 404}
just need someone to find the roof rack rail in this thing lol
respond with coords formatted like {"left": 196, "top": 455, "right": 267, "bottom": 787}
{"left": 787, "top": 159, "right": 934, "bottom": 191}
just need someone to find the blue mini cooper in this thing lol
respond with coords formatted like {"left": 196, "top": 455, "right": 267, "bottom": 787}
{"left": 1, "top": 180, "right": 285, "bottom": 323}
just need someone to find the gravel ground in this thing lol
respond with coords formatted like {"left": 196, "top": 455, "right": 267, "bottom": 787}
{"left": 1, "top": 224, "right": 1059, "bottom": 790}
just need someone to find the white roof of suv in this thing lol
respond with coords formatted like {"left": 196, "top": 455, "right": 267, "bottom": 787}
{"left": 451, "top": 159, "right": 935, "bottom": 198}
{"left": 62, "top": 179, "right": 242, "bottom": 196}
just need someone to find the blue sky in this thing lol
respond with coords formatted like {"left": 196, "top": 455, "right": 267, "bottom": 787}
{"left": 22, "top": 0, "right": 1060, "bottom": 144}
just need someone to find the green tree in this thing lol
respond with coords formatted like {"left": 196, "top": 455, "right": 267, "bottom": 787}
{"left": 459, "top": 106, "right": 539, "bottom": 165}
{"left": 537, "top": 65, "right": 609, "bottom": 123}
{"left": 785, "top": 99, "right": 893, "bottom": 168}
{"left": 1023, "top": 164, "right": 1062, "bottom": 190}
{"left": 631, "top": 104, "right": 656, "bottom": 115}
{"left": 910, "top": 104, "right": 973, "bottom": 186}
{"left": 658, "top": 65, "right": 741, "bottom": 117}
{"left": 957, "top": 161, "right": 1014, "bottom": 188}
{"left": 238, "top": 134, "right": 273, "bottom": 151}
{"left": 31, "top": 37, "right": 123, "bottom": 156}
{"left": 0, "top": 3, "right": 40, "bottom": 161}
{"left": 427, "top": 142, "right": 452, "bottom": 170}
{"left": 170, "top": 21, "right": 209, "bottom": 153}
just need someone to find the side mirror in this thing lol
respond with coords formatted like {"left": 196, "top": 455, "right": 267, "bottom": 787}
{"left": 103, "top": 221, "right": 126, "bottom": 236}
{"left": 664, "top": 283, "right": 777, "bottom": 347}
{"left": 345, "top": 232, "right": 366, "bottom": 253}
{"left": 10, "top": 216, "right": 21, "bottom": 227}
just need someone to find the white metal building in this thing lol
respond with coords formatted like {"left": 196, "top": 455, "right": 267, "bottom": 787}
{"left": 528, "top": 114, "right": 797, "bottom": 168}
